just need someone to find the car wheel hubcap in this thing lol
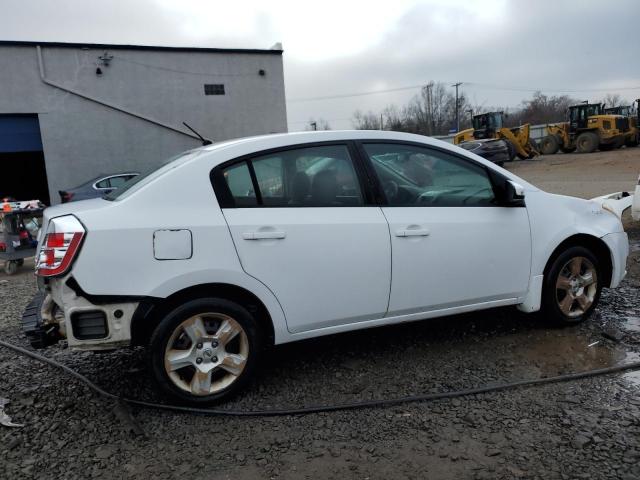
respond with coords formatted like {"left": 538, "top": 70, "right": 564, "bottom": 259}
{"left": 555, "top": 256, "right": 598, "bottom": 318}
{"left": 164, "top": 313, "right": 249, "bottom": 396}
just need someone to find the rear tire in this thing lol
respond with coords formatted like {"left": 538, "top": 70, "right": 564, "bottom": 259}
{"left": 149, "top": 297, "right": 263, "bottom": 405}
{"left": 576, "top": 132, "right": 598, "bottom": 153}
{"left": 4, "top": 261, "right": 18, "bottom": 275}
{"left": 541, "top": 246, "right": 602, "bottom": 325}
{"left": 539, "top": 135, "right": 559, "bottom": 155}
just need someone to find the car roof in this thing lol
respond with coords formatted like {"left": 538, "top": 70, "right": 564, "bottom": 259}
{"left": 202, "top": 130, "right": 434, "bottom": 151}
{"left": 198, "top": 130, "right": 466, "bottom": 163}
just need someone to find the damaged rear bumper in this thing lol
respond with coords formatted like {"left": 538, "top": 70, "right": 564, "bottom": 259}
{"left": 22, "top": 276, "right": 139, "bottom": 350}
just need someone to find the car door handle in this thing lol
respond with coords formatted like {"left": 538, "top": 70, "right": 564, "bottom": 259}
{"left": 242, "top": 230, "right": 286, "bottom": 240}
{"left": 395, "top": 228, "right": 430, "bottom": 237}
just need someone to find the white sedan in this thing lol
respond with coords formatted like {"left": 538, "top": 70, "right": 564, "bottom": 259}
{"left": 28, "top": 130, "right": 629, "bottom": 404}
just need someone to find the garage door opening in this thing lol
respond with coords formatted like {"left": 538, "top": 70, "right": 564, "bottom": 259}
{"left": 0, "top": 115, "right": 50, "bottom": 204}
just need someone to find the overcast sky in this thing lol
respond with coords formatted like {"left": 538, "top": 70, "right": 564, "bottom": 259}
{"left": 2, "top": 0, "right": 639, "bottom": 130}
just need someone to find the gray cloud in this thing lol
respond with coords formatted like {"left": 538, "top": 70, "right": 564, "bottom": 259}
{"left": 2, "top": 0, "right": 638, "bottom": 130}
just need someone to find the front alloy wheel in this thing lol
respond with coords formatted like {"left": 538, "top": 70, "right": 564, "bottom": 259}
{"left": 542, "top": 246, "right": 602, "bottom": 325}
{"left": 555, "top": 256, "right": 598, "bottom": 318}
{"left": 150, "top": 298, "right": 262, "bottom": 405}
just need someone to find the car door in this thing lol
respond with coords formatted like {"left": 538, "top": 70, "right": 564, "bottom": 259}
{"left": 215, "top": 143, "right": 391, "bottom": 333}
{"left": 360, "top": 142, "right": 531, "bottom": 317}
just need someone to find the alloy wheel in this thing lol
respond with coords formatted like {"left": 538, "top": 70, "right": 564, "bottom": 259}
{"left": 555, "top": 256, "right": 598, "bottom": 318}
{"left": 164, "top": 313, "right": 249, "bottom": 396}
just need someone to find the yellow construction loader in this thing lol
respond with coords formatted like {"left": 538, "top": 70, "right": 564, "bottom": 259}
{"left": 453, "top": 112, "right": 538, "bottom": 161}
{"left": 604, "top": 102, "right": 638, "bottom": 147}
{"left": 539, "top": 103, "right": 628, "bottom": 154}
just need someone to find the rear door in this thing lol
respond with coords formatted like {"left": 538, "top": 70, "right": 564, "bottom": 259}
{"left": 360, "top": 142, "right": 531, "bottom": 316}
{"left": 214, "top": 143, "right": 391, "bottom": 333}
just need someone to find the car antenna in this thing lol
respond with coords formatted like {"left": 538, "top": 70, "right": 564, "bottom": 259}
{"left": 183, "top": 122, "right": 213, "bottom": 146}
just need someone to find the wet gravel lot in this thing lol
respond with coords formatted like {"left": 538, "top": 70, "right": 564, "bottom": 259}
{"left": 2, "top": 150, "right": 640, "bottom": 479}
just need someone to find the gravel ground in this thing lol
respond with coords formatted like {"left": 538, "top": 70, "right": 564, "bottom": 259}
{"left": 1, "top": 149, "right": 640, "bottom": 479}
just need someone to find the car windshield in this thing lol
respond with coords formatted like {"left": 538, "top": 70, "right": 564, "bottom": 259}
{"left": 103, "top": 150, "right": 201, "bottom": 201}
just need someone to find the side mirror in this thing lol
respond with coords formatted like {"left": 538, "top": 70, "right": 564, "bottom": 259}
{"left": 503, "top": 180, "right": 525, "bottom": 207}
{"left": 486, "top": 170, "right": 526, "bottom": 207}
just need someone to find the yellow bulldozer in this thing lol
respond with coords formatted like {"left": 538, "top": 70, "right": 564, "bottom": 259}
{"left": 604, "top": 101, "right": 638, "bottom": 147}
{"left": 539, "top": 102, "right": 629, "bottom": 155}
{"left": 453, "top": 112, "right": 538, "bottom": 161}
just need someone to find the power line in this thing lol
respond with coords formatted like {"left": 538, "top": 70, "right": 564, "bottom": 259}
{"left": 287, "top": 81, "right": 640, "bottom": 103}
{"left": 287, "top": 84, "right": 425, "bottom": 103}
{"left": 452, "top": 82, "right": 640, "bottom": 94}
{"left": 287, "top": 117, "right": 352, "bottom": 125}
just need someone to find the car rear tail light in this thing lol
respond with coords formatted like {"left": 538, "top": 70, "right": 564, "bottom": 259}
{"left": 59, "top": 191, "right": 74, "bottom": 203}
{"left": 36, "top": 215, "right": 85, "bottom": 277}
{"left": 0, "top": 242, "right": 6, "bottom": 252}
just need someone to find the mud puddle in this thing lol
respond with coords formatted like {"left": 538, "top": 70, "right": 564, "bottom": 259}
{"left": 517, "top": 331, "right": 630, "bottom": 373}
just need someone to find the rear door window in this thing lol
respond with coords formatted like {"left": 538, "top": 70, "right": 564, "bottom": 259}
{"left": 223, "top": 162, "right": 258, "bottom": 207}
{"left": 219, "top": 144, "right": 364, "bottom": 207}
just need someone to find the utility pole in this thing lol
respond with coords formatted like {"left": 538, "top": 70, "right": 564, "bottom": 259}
{"left": 452, "top": 82, "right": 462, "bottom": 133}
{"left": 380, "top": 113, "right": 383, "bottom": 131}
{"left": 425, "top": 83, "right": 433, "bottom": 135}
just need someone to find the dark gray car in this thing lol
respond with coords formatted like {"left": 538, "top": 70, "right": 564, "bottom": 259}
{"left": 458, "top": 139, "right": 510, "bottom": 166}
{"left": 59, "top": 172, "right": 139, "bottom": 203}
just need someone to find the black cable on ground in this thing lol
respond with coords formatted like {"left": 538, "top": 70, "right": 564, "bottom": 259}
{"left": 1, "top": 338, "right": 640, "bottom": 417}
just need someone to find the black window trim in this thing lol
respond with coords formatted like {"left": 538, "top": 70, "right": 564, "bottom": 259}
{"left": 354, "top": 139, "right": 513, "bottom": 208}
{"left": 210, "top": 140, "right": 376, "bottom": 208}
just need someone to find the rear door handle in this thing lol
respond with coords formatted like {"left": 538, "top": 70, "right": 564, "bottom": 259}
{"left": 242, "top": 230, "right": 286, "bottom": 240}
{"left": 395, "top": 228, "right": 430, "bottom": 237}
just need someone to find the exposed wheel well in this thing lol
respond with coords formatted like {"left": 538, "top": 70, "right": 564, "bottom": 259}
{"left": 543, "top": 234, "right": 612, "bottom": 287}
{"left": 130, "top": 284, "right": 275, "bottom": 347}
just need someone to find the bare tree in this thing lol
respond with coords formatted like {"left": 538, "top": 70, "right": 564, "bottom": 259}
{"left": 352, "top": 110, "right": 382, "bottom": 130}
{"left": 381, "top": 105, "right": 404, "bottom": 131}
{"left": 508, "top": 91, "right": 576, "bottom": 125}
{"left": 601, "top": 93, "right": 624, "bottom": 109}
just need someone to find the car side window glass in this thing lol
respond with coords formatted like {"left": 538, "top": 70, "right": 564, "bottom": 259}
{"left": 222, "top": 161, "right": 258, "bottom": 207}
{"left": 363, "top": 144, "right": 495, "bottom": 207}
{"left": 95, "top": 179, "right": 110, "bottom": 189}
{"left": 252, "top": 156, "right": 284, "bottom": 203}
{"left": 248, "top": 145, "right": 363, "bottom": 207}
{"left": 108, "top": 176, "right": 128, "bottom": 188}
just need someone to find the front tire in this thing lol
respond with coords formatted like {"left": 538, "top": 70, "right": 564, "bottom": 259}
{"left": 576, "top": 132, "right": 598, "bottom": 153}
{"left": 149, "top": 298, "right": 263, "bottom": 405}
{"left": 539, "top": 135, "right": 560, "bottom": 155}
{"left": 541, "top": 246, "right": 602, "bottom": 325}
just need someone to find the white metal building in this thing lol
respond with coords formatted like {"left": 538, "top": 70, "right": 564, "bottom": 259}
{"left": 0, "top": 41, "right": 287, "bottom": 204}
